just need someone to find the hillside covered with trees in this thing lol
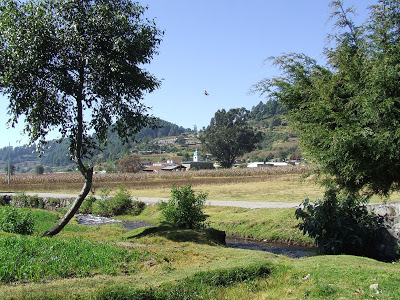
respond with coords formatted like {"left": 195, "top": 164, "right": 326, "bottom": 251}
{"left": 0, "top": 99, "right": 299, "bottom": 173}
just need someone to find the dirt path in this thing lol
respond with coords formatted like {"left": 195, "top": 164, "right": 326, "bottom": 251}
{"left": 0, "top": 192, "right": 301, "bottom": 209}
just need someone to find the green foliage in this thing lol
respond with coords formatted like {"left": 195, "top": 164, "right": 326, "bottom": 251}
{"left": 95, "top": 263, "right": 271, "bottom": 300}
{"left": 91, "top": 186, "right": 143, "bottom": 217}
{"left": 0, "top": 0, "right": 163, "bottom": 152}
{"left": 0, "top": 235, "right": 141, "bottom": 283}
{"left": 35, "top": 165, "right": 44, "bottom": 175}
{"left": 3, "top": 164, "right": 15, "bottom": 175}
{"left": 162, "top": 185, "right": 208, "bottom": 229}
{"left": 0, "top": 195, "right": 11, "bottom": 206}
{"left": 255, "top": 0, "right": 400, "bottom": 196}
{"left": 79, "top": 196, "right": 97, "bottom": 214}
{"left": 109, "top": 186, "right": 132, "bottom": 216}
{"left": 12, "top": 192, "right": 44, "bottom": 209}
{"left": 130, "top": 200, "right": 146, "bottom": 216}
{"left": 200, "top": 108, "right": 262, "bottom": 168}
{"left": 92, "top": 199, "right": 111, "bottom": 217}
{"left": 0, "top": 206, "right": 34, "bottom": 235}
{"left": 295, "top": 188, "right": 381, "bottom": 256}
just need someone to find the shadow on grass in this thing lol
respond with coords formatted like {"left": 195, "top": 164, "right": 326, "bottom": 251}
{"left": 126, "top": 222, "right": 226, "bottom": 246}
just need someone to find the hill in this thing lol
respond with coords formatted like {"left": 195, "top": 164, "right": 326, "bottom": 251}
{"left": 0, "top": 100, "right": 301, "bottom": 173}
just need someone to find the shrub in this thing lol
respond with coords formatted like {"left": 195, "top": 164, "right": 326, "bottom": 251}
{"left": 130, "top": 200, "right": 146, "bottom": 216}
{"left": 12, "top": 193, "right": 44, "bottom": 209}
{"left": 46, "top": 197, "right": 61, "bottom": 209}
{"left": 295, "top": 188, "right": 381, "bottom": 256}
{"left": 92, "top": 186, "right": 134, "bottom": 217}
{"left": 108, "top": 186, "right": 132, "bottom": 216}
{"left": 35, "top": 165, "right": 44, "bottom": 175}
{"left": 0, "top": 195, "right": 11, "bottom": 206}
{"left": 92, "top": 199, "right": 112, "bottom": 217}
{"left": 79, "top": 196, "right": 97, "bottom": 214}
{"left": 0, "top": 206, "right": 34, "bottom": 235}
{"left": 162, "top": 185, "right": 208, "bottom": 229}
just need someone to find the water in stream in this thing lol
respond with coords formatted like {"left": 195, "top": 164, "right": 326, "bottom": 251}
{"left": 226, "top": 236, "right": 318, "bottom": 258}
{"left": 76, "top": 214, "right": 317, "bottom": 258}
{"left": 76, "top": 214, "right": 154, "bottom": 230}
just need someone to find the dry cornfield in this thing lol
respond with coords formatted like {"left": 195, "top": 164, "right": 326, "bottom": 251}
{"left": 0, "top": 166, "right": 311, "bottom": 193}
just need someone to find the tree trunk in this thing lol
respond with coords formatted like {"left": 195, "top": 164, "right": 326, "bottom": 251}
{"left": 42, "top": 61, "right": 90, "bottom": 237}
{"left": 42, "top": 167, "right": 93, "bottom": 237}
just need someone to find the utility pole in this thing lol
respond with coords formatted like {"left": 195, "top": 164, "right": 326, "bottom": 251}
{"left": 8, "top": 142, "right": 11, "bottom": 185}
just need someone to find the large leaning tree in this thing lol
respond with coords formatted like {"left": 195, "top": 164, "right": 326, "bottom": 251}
{"left": 199, "top": 108, "right": 262, "bottom": 168}
{"left": 0, "top": 0, "right": 163, "bottom": 236}
{"left": 254, "top": 0, "right": 400, "bottom": 197}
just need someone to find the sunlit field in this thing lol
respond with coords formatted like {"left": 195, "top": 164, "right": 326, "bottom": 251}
{"left": 1, "top": 166, "right": 398, "bottom": 204}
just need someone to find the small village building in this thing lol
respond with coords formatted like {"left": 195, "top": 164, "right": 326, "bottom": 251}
{"left": 182, "top": 149, "right": 214, "bottom": 170}
{"left": 142, "top": 165, "right": 164, "bottom": 172}
{"left": 247, "top": 162, "right": 289, "bottom": 168}
{"left": 161, "top": 165, "right": 187, "bottom": 171}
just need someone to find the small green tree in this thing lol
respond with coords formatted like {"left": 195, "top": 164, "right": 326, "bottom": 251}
{"left": 4, "top": 164, "right": 15, "bottom": 176}
{"left": 162, "top": 185, "right": 208, "bottom": 229}
{"left": 199, "top": 108, "right": 262, "bottom": 168}
{"left": 35, "top": 165, "right": 44, "bottom": 175}
{"left": 118, "top": 155, "right": 142, "bottom": 173}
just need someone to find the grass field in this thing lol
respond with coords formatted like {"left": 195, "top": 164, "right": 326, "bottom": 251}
{"left": 1, "top": 167, "right": 399, "bottom": 299}
{"left": 0, "top": 207, "right": 399, "bottom": 299}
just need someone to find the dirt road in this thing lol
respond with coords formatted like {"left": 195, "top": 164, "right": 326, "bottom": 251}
{"left": 1, "top": 192, "right": 301, "bottom": 209}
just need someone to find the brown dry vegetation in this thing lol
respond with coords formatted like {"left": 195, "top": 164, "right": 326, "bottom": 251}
{"left": 0, "top": 166, "right": 311, "bottom": 193}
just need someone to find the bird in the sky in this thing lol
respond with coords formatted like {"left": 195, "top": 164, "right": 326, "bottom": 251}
{"left": 204, "top": 90, "right": 209, "bottom": 96}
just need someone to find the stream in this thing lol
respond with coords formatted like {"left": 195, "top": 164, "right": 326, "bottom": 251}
{"left": 76, "top": 214, "right": 154, "bottom": 230}
{"left": 226, "top": 236, "right": 317, "bottom": 258}
{"left": 76, "top": 214, "right": 317, "bottom": 258}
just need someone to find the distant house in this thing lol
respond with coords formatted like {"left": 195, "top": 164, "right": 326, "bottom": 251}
{"left": 182, "top": 149, "right": 214, "bottom": 170}
{"left": 162, "top": 165, "right": 186, "bottom": 171}
{"left": 247, "top": 162, "right": 289, "bottom": 168}
{"left": 142, "top": 165, "right": 164, "bottom": 172}
{"left": 142, "top": 162, "right": 186, "bottom": 172}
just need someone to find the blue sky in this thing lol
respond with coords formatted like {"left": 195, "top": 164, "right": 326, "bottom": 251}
{"left": 0, "top": 0, "right": 374, "bottom": 149}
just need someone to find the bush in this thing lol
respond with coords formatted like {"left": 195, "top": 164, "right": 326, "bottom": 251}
{"left": 0, "top": 195, "right": 11, "bottom": 206}
{"left": 162, "top": 185, "right": 208, "bottom": 229}
{"left": 13, "top": 193, "right": 44, "bottom": 209}
{"left": 79, "top": 196, "right": 97, "bottom": 214}
{"left": 92, "top": 198, "right": 112, "bottom": 217}
{"left": 0, "top": 206, "right": 34, "bottom": 235}
{"left": 295, "top": 188, "right": 381, "bottom": 256}
{"left": 109, "top": 186, "right": 132, "bottom": 216}
{"left": 130, "top": 200, "right": 146, "bottom": 216}
{"left": 92, "top": 186, "right": 135, "bottom": 217}
{"left": 46, "top": 197, "right": 61, "bottom": 208}
{"left": 35, "top": 165, "right": 44, "bottom": 175}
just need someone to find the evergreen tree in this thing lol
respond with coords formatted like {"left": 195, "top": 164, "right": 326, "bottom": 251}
{"left": 255, "top": 0, "right": 400, "bottom": 196}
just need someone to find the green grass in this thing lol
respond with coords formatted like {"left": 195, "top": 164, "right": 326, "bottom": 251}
{"left": 206, "top": 206, "right": 314, "bottom": 245}
{"left": 94, "top": 263, "right": 273, "bottom": 300}
{"left": 0, "top": 235, "right": 143, "bottom": 284}
{"left": 0, "top": 193, "right": 399, "bottom": 299}
{"left": 118, "top": 205, "right": 314, "bottom": 245}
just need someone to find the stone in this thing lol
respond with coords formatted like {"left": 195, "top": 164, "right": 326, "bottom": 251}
{"left": 369, "top": 283, "right": 379, "bottom": 291}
